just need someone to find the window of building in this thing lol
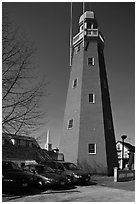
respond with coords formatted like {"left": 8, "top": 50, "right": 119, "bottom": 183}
{"left": 89, "top": 144, "right": 96, "bottom": 154}
{"left": 76, "top": 45, "right": 80, "bottom": 54}
{"left": 87, "top": 23, "right": 91, "bottom": 29}
{"left": 77, "top": 45, "right": 80, "bottom": 52}
{"left": 68, "top": 119, "right": 74, "bottom": 129}
{"left": 72, "top": 78, "right": 78, "bottom": 88}
{"left": 87, "top": 57, "right": 95, "bottom": 66}
{"left": 117, "top": 144, "right": 121, "bottom": 150}
{"left": 88, "top": 93, "right": 95, "bottom": 103}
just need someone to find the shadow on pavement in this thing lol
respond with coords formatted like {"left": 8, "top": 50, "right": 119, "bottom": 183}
{"left": 77, "top": 181, "right": 97, "bottom": 186}
{"left": 2, "top": 185, "right": 78, "bottom": 201}
{"left": 2, "top": 181, "right": 98, "bottom": 201}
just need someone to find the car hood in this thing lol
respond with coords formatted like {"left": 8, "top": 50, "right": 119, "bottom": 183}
{"left": 3, "top": 170, "right": 33, "bottom": 179}
{"left": 65, "top": 169, "right": 90, "bottom": 176}
{"left": 39, "top": 172, "right": 64, "bottom": 180}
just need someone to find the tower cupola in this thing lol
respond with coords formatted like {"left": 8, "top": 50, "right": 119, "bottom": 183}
{"left": 73, "top": 11, "right": 99, "bottom": 47}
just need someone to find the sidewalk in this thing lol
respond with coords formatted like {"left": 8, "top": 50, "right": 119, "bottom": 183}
{"left": 91, "top": 175, "right": 135, "bottom": 191}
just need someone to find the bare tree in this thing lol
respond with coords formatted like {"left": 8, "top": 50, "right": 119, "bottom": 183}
{"left": 2, "top": 14, "right": 47, "bottom": 136}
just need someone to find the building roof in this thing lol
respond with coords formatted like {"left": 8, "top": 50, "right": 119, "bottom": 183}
{"left": 2, "top": 133, "right": 40, "bottom": 148}
{"left": 117, "top": 141, "right": 135, "bottom": 152}
{"left": 2, "top": 133, "right": 52, "bottom": 162}
{"left": 79, "top": 11, "right": 95, "bottom": 24}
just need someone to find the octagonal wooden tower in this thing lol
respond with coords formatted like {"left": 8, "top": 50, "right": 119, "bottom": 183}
{"left": 59, "top": 11, "right": 118, "bottom": 175}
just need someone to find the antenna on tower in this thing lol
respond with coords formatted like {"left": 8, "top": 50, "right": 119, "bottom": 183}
{"left": 69, "top": 2, "right": 73, "bottom": 67}
{"left": 82, "top": 2, "right": 85, "bottom": 48}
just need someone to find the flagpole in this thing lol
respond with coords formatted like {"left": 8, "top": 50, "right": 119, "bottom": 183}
{"left": 69, "top": 2, "right": 73, "bottom": 67}
{"left": 83, "top": 2, "right": 85, "bottom": 48}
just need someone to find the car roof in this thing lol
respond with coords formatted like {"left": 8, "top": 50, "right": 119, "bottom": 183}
{"left": 25, "top": 164, "right": 45, "bottom": 167}
{"left": 57, "top": 162, "right": 74, "bottom": 164}
{"left": 2, "top": 160, "right": 15, "bottom": 164}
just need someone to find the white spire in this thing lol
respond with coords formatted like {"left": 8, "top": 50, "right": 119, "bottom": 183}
{"left": 44, "top": 129, "right": 51, "bottom": 150}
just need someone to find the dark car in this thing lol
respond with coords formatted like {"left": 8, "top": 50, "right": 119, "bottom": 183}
{"left": 23, "top": 164, "right": 71, "bottom": 189}
{"left": 42, "top": 161, "right": 91, "bottom": 185}
{"left": 3, "top": 161, "right": 56, "bottom": 193}
{"left": 2, "top": 161, "right": 35, "bottom": 193}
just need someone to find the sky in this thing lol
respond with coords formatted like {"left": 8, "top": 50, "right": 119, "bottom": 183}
{"left": 3, "top": 2, "right": 135, "bottom": 148}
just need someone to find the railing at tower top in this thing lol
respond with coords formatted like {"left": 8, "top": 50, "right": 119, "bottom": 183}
{"left": 73, "top": 29, "right": 98, "bottom": 46}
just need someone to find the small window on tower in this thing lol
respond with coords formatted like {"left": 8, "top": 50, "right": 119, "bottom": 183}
{"left": 76, "top": 45, "right": 80, "bottom": 54}
{"left": 88, "top": 57, "right": 95, "bottom": 66}
{"left": 89, "top": 93, "right": 95, "bottom": 103}
{"left": 68, "top": 119, "right": 74, "bottom": 129}
{"left": 89, "top": 144, "right": 96, "bottom": 154}
{"left": 72, "top": 78, "right": 78, "bottom": 88}
{"left": 77, "top": 45, "right": 80, "bottom": 52}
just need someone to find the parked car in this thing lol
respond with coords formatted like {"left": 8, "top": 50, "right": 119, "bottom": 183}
{"left": 2, "top": 160, "right": 35, "bottom": 193}
{"left": 2, "top": 160, "right": 54, "bottom": 193}
{"left": 42, "top": 161, "right": 91, "bottom": 184}
{"left": 23, "top": 164, "right": 72, "bottom": 189}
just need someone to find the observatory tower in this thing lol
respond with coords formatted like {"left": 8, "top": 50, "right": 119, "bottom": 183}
{"left": 59, "top": 11, "right": 118, "bottom": 175}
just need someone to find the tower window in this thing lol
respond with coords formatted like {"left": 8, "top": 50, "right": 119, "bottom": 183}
{"left": 72, "top": 78, "right": 78, "bottom": 88}
{"left": 76, "top": 45, "right": 80, "bottom": 54}
{"left": 88, "top": 57, "right": 95, "bottom": 66}
{"left": 89, "top": 144, "right": 96, "bottom": 154}
{"left": 68, "top": 119, "right": 73, "bottom": 129}
{"left": 88, "top": 93, "right": 95, "bottom": 103}
{"left": 77, "top": 45, "right": 80, "bottom": 52}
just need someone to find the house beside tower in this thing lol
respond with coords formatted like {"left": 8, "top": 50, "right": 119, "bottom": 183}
{"left": 59, "top": 11, "right": 118, "bottom": 175}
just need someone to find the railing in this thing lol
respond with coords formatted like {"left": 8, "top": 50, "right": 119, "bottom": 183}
{"left": 87, "top": 29, "right": 98, "bottom": 37}
{"left": 73, "top": 31, "right": 84, "bottom": 45}
{"left": 73, "top": 29, "right": 98, "bottom": 45}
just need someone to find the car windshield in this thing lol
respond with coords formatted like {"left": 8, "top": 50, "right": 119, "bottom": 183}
{"left": 36, "top": 166, "right": 55, "bottom": 174}
{"left": 3, "top": 161, "right": 21, "bottom": 171}
{"left": 44, "top": 162, "right": 64, "bottom": 170}
{"left": 63, "top": 163, "right": 79, "bottom": 170}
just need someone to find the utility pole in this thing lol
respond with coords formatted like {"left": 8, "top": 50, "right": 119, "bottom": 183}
{"left": 121, "top": 135, "right": 127, "bottom": 169}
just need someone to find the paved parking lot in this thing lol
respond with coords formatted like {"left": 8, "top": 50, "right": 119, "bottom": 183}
{"left": 2, "top": 177, "right": 135, "bottom": 202}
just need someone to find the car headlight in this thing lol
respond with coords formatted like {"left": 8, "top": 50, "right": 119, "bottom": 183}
{"left": 44, "top": 177, "right": 53, "bottom": 182}
{"left": 73, "top": 174, "right": 82, "bottom": 179}
{"left": 3, "top": 179, "right": 14, "bottom": 182}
